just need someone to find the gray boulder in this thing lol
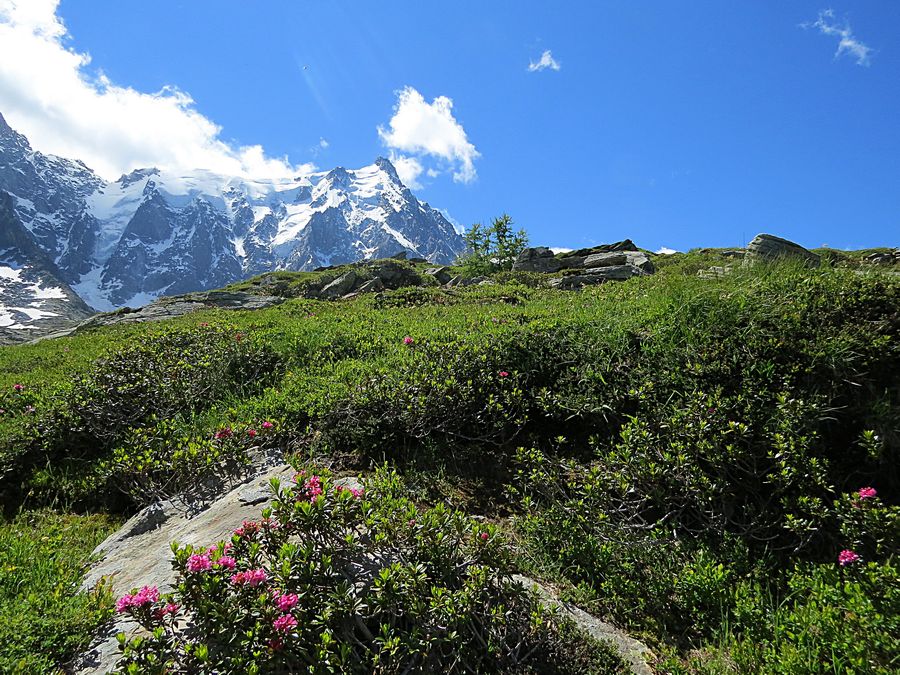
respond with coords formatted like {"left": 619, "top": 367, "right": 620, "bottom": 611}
{"left": 424, "top": 266, "right": 452, "bottom": 284}
{"left": 744, "top": 234, "right": 819, "bottom": 266}
{"left": 582, "top": 264, "right": 647, "bottom": 280}
{"left": 355, "top": 277, "right": 385, "bottom": 294}
{"left": 512, "top": 247, "right": 562, "bottom": 273}
{"left": 583, "top": 252, "right": 628, "bottom": 267}
{"left": 320, "top": 270, "right": 359, "bottom": 298}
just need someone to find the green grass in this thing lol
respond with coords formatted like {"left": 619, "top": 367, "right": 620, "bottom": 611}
{"left": 0, "top": 253, "right": 897, "bottom": 671}
{"left": 0, "top": 510, "right": 118, "bottom": 673}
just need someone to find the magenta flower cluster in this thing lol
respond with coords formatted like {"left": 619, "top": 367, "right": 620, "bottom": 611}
{"left": 214, "top": 420, "right": 276, "bottom": 441}
{"left": 836, "top": 486, "right": 879, "bottom": 567}
{"left": 858, "top": 486, "right": 877, "bottom": 500}
{"left": 187, "top": 553, "right": 212, "bottom": 572}
{"left": 116, "top": 585, "right": 160, "bottom": 613}
{"left": 231, "top": 569, "right": 268, "bottom": 587}
{"left": 838, "top": 549, "right": 861, "bottom": 566}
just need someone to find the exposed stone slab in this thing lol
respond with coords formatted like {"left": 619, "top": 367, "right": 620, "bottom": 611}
{"left": 512, "top": 575, "right": 654, "bottom": 675}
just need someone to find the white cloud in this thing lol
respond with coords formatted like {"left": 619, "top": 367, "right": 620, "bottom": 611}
{"left": 0, "top": 0, "right": 313, "bottom": 179}
{"left": 804, "top": 9, "right": 872, "bottom": 66}
{"left": 656, "top": 247, "right": 678, "bottom": 255}
{"left": 378, "top": 86, "right": 480, "bottom": 184}
{"left": 319, "top": 138, "right": 329, "bottom": 149}
{"left": 528, "top": 50, "right": 561, "bottom": 73}
{"left": 550, "top": 247, "right": 573, "bottom": 254}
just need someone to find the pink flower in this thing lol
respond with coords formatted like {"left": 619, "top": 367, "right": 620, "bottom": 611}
{"left": 262, "top": 421, "right": 274, "bottom": 430}
{"left": 154, "top": 602, "right": 180, "bottom": 620}
{"left": 275, "top": 593, "right": 300, "bottom": 612}
{"left": 273, "top": 614, "right": 298, "bottom": 634}
{"left": 297, "top": 475, "right": 323, "bottom": 501}
{"left": 186, "top": 554, "right": 212, "bottom": 573}
{"left": 13, "top": 383, "right": 23, "bottom": 392}
{"left": 498, "top": 371, "right": 509, "bottom": 378}
{"left": 247, "top": 428, "right": 257, "bottom": 438}
{"left": 214, "top": 427, "right": 233, "bottom": 440}
{"left": 480, "top": 532, "right": 489, "bottom": 541}
{"left": 232, "top": 568, "right": 268, "bottom": 587}
{"left": 403, "top": 336, "right": 414, "bottom": 345}
{"left": 335, "top": 485, "right": 364, "bottom": 499}
{"left": 234, "top": 520, "right": 260, "bottom": 538}
{"left": 116, "top": 585, "right": 159, "bottom": 613}
{"left": 215, "top": 556, "right": 236, "bottom": 570}
{"left": 838, "top": 549, "right": 861, "bottom": 566}
{"left": 408, "top": 519, "right": 416, "bottom": 527}
{"left": 858, "top": 487, "right": 877, "bottom": 500}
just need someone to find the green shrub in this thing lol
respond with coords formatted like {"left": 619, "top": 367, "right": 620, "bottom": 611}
{"left": 114, "top": 465, "right": 625, "bottom": 674}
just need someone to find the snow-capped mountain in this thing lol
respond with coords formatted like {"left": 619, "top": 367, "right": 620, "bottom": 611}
{"left": 0, "top": 190, "right": 93, "bottom": 343}
{"left": 0, "top": 112, "right": 465, "bottom": 312}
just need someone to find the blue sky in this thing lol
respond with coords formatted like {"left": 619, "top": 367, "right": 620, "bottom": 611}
{"left": 1, "top": 1, "right": 898, "bottom": 251}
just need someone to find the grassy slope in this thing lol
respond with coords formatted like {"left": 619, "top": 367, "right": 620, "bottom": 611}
{"left": 0, "top": 249, "right": 897, "bottom": 672}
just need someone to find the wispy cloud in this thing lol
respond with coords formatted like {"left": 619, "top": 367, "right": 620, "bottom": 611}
{"left": 803, "top": 9, "right": 873, "bottom": 66}
{"left": 527, "top": 50, "right": 561, "bottom": 73}
{"left": 378, "top": 86, "right": 480, "bottom": 185}
{"left": 0, "top": 0, "right": 313, "bottom": 179}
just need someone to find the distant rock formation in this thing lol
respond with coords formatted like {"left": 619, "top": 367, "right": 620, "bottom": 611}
{"left": 744, "top": 233, "right": 819, "bottom": 266}
{"left": 513, "top": 240, "right": 654, "bottom": 289}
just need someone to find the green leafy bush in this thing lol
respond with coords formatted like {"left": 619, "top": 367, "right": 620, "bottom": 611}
{"left": 114, "top": 465, "right": 624, "bottom": 674}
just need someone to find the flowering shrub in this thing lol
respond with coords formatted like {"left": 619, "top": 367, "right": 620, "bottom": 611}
{"left": 114, "top": 465, "right": 623, "bottom": 673}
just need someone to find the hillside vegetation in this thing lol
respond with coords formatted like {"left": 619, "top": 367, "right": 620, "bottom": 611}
{"left": 0, "top": 250, "right": 897, "bottom": 673}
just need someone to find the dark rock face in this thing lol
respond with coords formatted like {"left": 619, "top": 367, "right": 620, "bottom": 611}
{"left": 744, "top": 234, "right": 819, "bottom": 266}
{"left": 863, "top": 250, "right": 900, "bottom": 265}
{"left": 512, "top": 247, "right": 562, "bottom": 273}
{"left": 0, "top": 113, "right": 466, "bottom": 311}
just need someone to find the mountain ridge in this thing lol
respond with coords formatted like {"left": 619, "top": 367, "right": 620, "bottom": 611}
{"left": 0, "top": 112, "right": 465, "bottom": 315}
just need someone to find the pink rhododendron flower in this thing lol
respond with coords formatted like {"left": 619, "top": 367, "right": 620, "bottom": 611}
{"left": 275, "top": 593, "right": 300, "bottom": 612}
{"left": 13, "top": 383, "right": 23, "bottom": 392}
{"left": 231, "top": 568, "right": 268, "bottom": 587}
{"left": 247, "top": 428, "right": 257, "bottom": 438}
{"left": 480, "top": 532, "right": 489, "bottom": 541}
{"left": 273, "top": 614, "right": 298, "bottom": 633}
{"left": 858, "top": 487, "right": 877, "bottom": 500}
{"left": 233, "top": 520, "right": 260, "bottom": 538}
{"left": 499, "top": 371, "right": 509, "bottom": 378}
{"left": 214, "top": 427, "right": 233, "bottom": 440}
{"left": 403, "top": 336, "right": 414, "bottom": 345}
{"left": 297, "top": 475, "right": 323, "bottom": 501}
{"left": 215, "top": 556, "right": 236, "bottom": 570}
{"left": 154, "top": 602, "right": 180, "bottom": 620}
{"left": 116, "top": 585, "right": 159, "bottom": 613}
{"left": 186, "top": 554, "right": 212, "bottom": 572}
{"left": 838, "top": 549, "right": 860, "bottom": 566}
{"left": 262, "top": 421, "right": 274, "bottom": 430}
{"left": 335, "top": 485, "right": 364, "bottom": 499}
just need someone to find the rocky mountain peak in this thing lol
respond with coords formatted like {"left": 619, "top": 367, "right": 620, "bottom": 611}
{"left": 0, "top": 113, "right": 466, "bottom": 315}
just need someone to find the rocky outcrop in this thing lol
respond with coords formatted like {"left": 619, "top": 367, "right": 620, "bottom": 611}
{"left": 744, "top": 234, "right": 819, "bottom": 266}
{"left": 512, "top": 575, "right": 654, "bottom": 675}
{"left": 512, "top": 247, "right": 562, "bottom": 273}
{"left": 424, "top": 266, "right": 452, "bottom": 284}
{"left": 512, "top": 241, "right": 654, "bottom": 289}
{"left": 863, "top": 249, "right": 900, "bottom": 265}
{"left": 29, "top": 291, "right": 284, "bottom": 343}
{"left": 74, "top": 465, "right": 365, "bottom": 674}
